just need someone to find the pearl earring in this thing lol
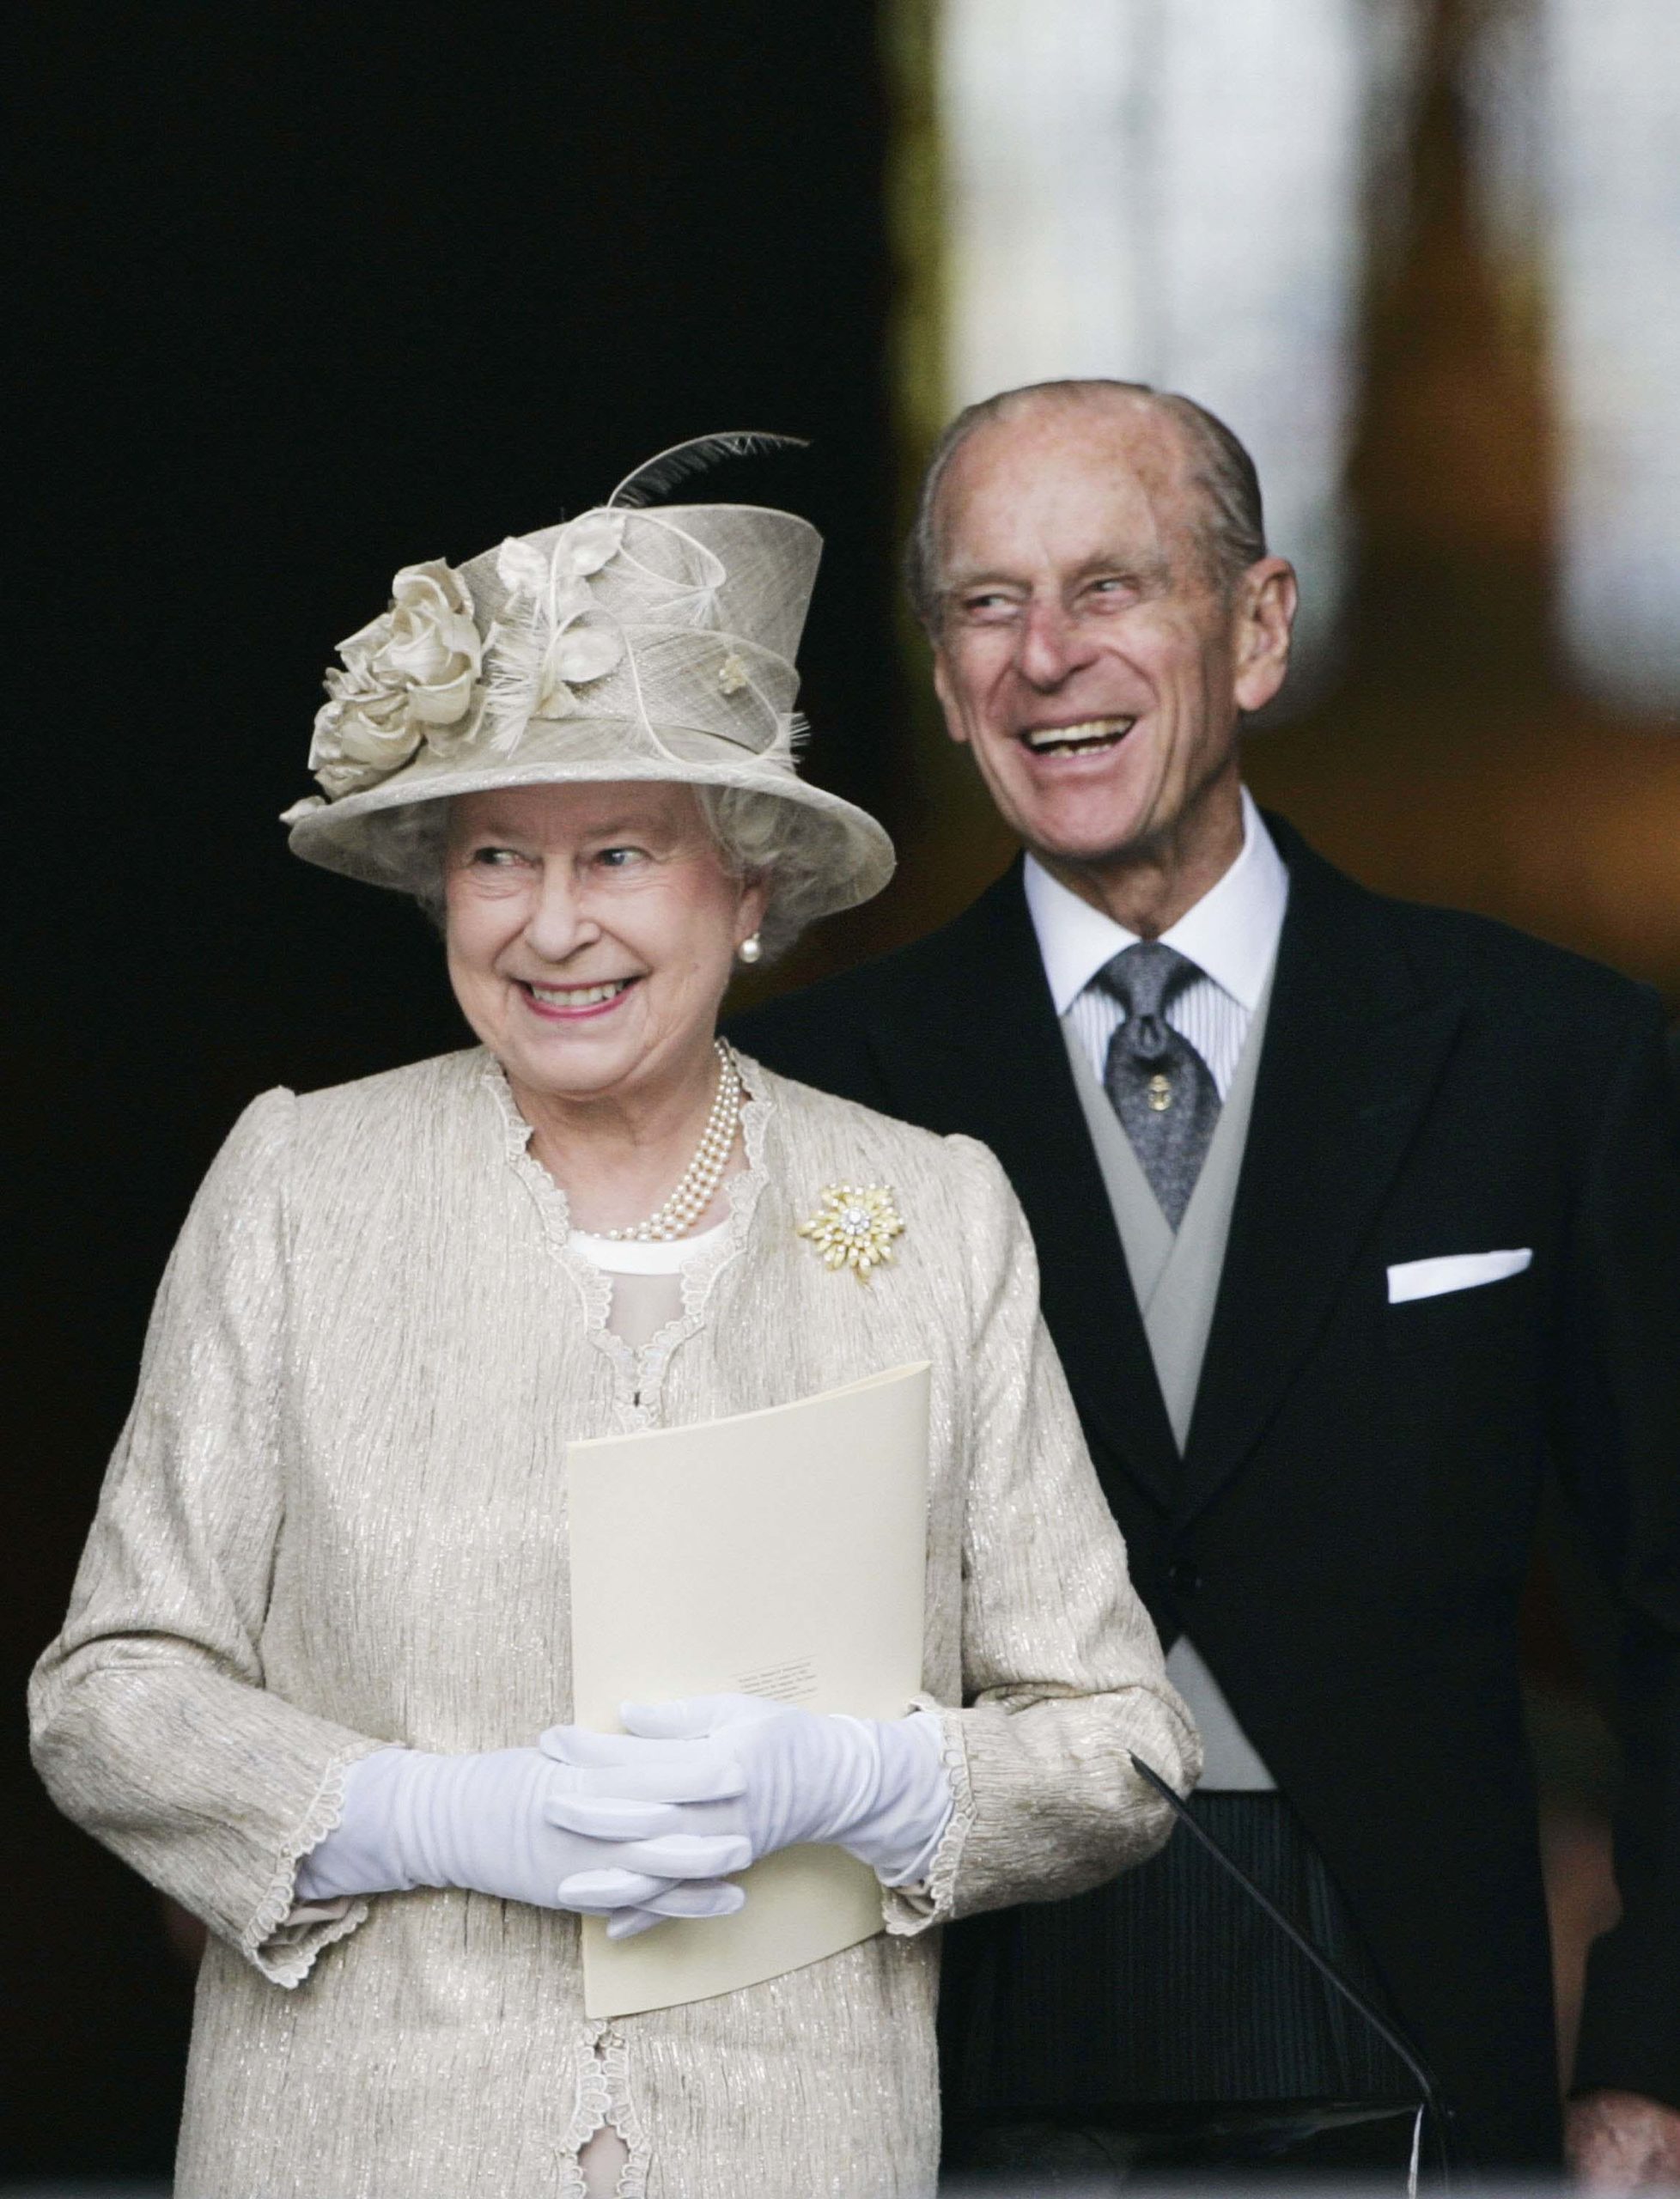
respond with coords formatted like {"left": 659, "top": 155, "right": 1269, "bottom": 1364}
{"left": 737, "top": 934, "right": 763, "bottom": 965}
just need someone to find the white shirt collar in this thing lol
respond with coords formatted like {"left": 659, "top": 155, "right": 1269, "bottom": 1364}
{"left": 1023, "top": 787, "right": 1290, "bottom": 1017}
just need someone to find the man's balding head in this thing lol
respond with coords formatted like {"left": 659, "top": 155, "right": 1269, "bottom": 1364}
{"left": 916, "top": 377, "right": 1298, "bottom": 932}
{"left": 905, "top": 380, "right": 1267, "bottom": 631}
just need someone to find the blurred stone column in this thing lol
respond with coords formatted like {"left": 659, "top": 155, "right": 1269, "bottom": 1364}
{"left": 934, "top": 0, "right": 1426, "bottom": 695}
{"left": 1541, "top": 0, "right": 1680, "bottom": 715}
{"left": 1466, "top": 0, "right": 1680, "bottom": 716}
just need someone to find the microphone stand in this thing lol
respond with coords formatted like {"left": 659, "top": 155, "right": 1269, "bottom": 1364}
{"left": 1129, "top": 1755, "right": 1459, "bottom": 2193}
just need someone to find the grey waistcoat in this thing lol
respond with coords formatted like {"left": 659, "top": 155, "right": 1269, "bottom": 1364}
{"left": 1061, "top": 972, "right": 1277, "bottom": 1788}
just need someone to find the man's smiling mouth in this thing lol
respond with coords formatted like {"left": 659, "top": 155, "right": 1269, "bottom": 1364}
{"left": 1019, "top": 716, "right": 1136, "bottom": 756}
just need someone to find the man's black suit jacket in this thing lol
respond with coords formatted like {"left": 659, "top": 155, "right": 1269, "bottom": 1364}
{"left": 729, "top": 818, "right": 1680, "bottom": 2168}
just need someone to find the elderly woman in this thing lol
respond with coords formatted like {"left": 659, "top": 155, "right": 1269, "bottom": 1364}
{"left": 30, "top": 446, "right": 1198, "bottom": 2199}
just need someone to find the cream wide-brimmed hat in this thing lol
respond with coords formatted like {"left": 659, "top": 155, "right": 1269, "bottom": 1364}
{"left": 282, "top": 436, "right": 895, "bottom": 915}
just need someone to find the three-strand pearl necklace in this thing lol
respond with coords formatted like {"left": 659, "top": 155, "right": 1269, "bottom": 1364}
{"left": 600, "top": 1040, "right": 745, "bottom": 1243}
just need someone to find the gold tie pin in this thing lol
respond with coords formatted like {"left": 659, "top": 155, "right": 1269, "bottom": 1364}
{"left": 1147, "top": 1074, "right": 1173, "bottom": 1112}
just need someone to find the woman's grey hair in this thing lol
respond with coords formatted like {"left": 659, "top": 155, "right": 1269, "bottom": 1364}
{"left": 903, "top": 378, "right": 1268, "bottom": 630}
{"left": 390, "top": 783, "right": 839, "bottom": 963}
{"left": 692, "top": 784, "right": 850, "bottom": 961}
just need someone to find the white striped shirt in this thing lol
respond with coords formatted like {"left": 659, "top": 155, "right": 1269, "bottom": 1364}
{"left": 1025, "top": 789, "right": 1291, "bottom": 1789}
{"left": 1024, "top": 788, "right": 1289, "bottom": 1100}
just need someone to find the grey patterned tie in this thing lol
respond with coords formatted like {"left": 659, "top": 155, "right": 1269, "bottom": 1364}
{"left": 1098, "top": 941, "right": 1221, "bottom": 1230}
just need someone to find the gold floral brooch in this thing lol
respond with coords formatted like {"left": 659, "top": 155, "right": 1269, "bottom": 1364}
{"left": 796, "top": 1183, "right": 904, "bottom": 1281}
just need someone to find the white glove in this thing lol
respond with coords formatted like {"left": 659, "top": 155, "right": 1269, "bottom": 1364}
{"left": 541, "top": 1696, "right": 954, "bottom": 1888}
{"left": 295, "top": 1744, "right": 751, "bottom": 1937}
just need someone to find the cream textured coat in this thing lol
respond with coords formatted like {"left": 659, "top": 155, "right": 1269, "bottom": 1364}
{"left": 32, "top": 1049, "right": 1199, "bottom": 2199}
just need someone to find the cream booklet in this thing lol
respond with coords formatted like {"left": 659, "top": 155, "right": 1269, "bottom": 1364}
{"left": 567, "top": 1361, "right": 931, "bottom": 2019}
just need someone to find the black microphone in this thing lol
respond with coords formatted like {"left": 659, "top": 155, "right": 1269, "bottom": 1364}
{"left": 1129, "top": 1754, "right": 1460, "bottom": 2192}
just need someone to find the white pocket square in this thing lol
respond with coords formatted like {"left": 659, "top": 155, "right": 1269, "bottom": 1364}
{"left": 1387, "top": 1249, "right": 1532, "bottom": 1304}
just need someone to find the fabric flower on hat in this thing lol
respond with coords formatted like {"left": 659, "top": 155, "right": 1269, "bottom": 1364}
{"left": 481, "top": 512, "right": 628, "bottom": 753}
{"left": 308, "top": 560, "right": 484, "bottom": 798}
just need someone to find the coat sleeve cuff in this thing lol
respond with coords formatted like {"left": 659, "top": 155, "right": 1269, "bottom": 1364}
{"left": 881, "top": 1697, "right": 974, "bottom": 1938}
{"left": 240, "top": 1743, "right": 383, "bottom": 1988}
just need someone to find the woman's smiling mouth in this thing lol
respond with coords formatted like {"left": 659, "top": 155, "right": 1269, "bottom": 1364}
{"left": 517, "top": 977, "right": 641, "bottom": 1019}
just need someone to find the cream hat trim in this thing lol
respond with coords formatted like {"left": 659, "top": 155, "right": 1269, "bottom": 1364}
{"left": 282, "top": 451, "right": 893, "bottom": 915}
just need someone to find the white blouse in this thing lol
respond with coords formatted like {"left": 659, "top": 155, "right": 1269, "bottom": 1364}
{"left": 570, "top": 1221, "right": 729, "bottom": 1349}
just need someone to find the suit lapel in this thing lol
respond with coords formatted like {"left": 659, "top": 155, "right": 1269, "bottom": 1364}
{"left": 1178, "top": 830, "right": 1464, "bottom": 1521}
{"left": 867, "top": 866, "right": 1182, "bottom": 1513}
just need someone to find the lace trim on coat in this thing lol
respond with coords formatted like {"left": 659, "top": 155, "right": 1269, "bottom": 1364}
{"left": 552, "top": 2024, "right": 652, "bottom": 2199}
{"left": 243, "top": 1743, "right": 380, "bottom": 1988}
{"left": 480, "top": 1052, "right": 612, "bottom": 1331}
{"left": 555, "top": 2025, "right": 615, "bottom": 2199}
{"left": 478, "top": 1049, "right": 773, "bottom": 1428}
{"left": 881, "top": 1696, "right": 975, "bottom": 1936}
{"left": 600, "top": 2025, "right": 653, "bottom": 2199}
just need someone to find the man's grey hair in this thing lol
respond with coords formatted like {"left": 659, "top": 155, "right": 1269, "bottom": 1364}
{"left": 394, "top": 783, "right": 839, "bottom": 962}
{"left": 904, "top": 378, "right": 1268, "bottom": 630}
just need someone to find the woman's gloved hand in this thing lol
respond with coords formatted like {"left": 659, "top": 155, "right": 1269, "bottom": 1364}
{"left": 540, "top": 1695, "right": 954, "bottom": 1891}
{"left": 295, "top": 1743, "right": 752, "bottom": 1936}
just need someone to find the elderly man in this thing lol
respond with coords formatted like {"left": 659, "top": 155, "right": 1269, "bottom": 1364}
{"left": 733, "top": 381, "right": 1680, "bottom": 2182}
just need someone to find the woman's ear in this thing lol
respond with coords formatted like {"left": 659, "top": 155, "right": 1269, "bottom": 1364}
{"left": 736, "top": 873, "right": 771, "bottom": 947}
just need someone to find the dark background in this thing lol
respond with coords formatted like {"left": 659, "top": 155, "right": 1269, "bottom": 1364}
{"left": 9, "top": 5, "right": 906, "bottom": 2175}
{"left": 9, "top": 0, "right": 1675, "bottom": 2178}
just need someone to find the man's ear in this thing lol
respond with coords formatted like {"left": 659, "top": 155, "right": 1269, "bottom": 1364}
{"left": 1232, "top": 557, "right": 1298, "bottom": 714}
{"left": 931, "top": 648, "right": 971, "bottom": 747}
